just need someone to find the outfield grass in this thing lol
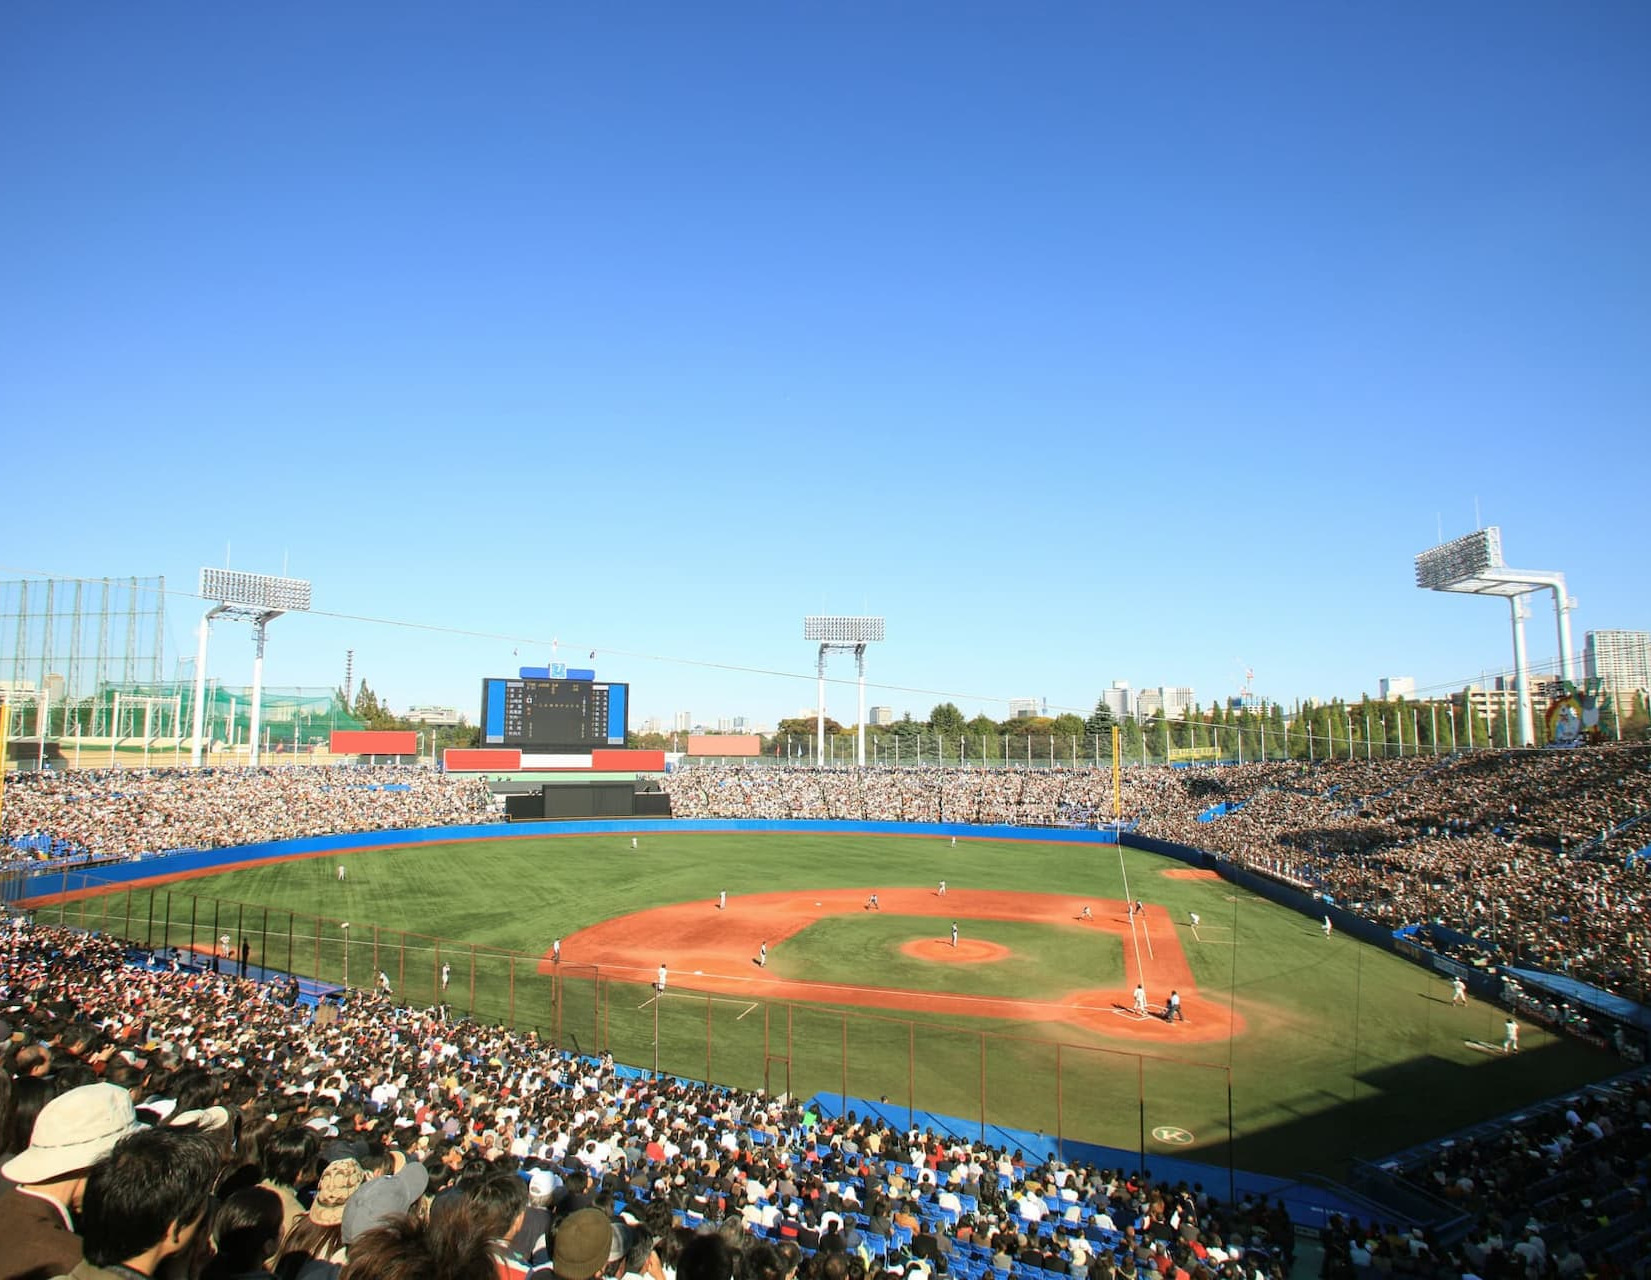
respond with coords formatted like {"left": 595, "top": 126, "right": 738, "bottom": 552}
{"left": 43, "top": 831, "right": 1621, "bottom": 1176}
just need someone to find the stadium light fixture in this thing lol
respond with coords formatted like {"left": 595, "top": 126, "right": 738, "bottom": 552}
{"left": 190, "top": 569, "right": 313, "bottom": 768}
{"left": 1413, "top": 527, "right": 1575, "bottom": 747}
{"left": 803, "top": 616, "right": 886, "bottom": 768}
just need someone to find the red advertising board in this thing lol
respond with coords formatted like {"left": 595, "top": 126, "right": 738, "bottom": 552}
{"left": 686, "top": 734, "right": 762, "bottom": 757}
{"left": 442, "top": 748, "right": 523, "bottom": 772}
{"left": 591, "top": 748, "right": 666, "bottom": 772}
{"left": 330, "top": 729, "right": 418, "bottom": 756}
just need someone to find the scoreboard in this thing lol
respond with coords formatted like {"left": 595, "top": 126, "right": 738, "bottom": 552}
{"left": 480, "top": 677, "right": 629, "bottom": 754}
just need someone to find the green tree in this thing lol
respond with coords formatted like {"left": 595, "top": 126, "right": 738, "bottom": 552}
{"left": 1084, "top": 697, "right": 1115, "bottom": 735}
{"left": 966, "top": 713, "right": 1000, "bottom": 761}
{"left": 1051, "top": 712, "right": 1085, "bottom": 742}
{"left": 928, "top": 702, "right": 967, "bottom": 736}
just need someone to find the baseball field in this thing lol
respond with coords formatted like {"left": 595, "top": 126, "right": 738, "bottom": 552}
{"left": 41, "top": 829, "right": 1621, "bottom": 1176}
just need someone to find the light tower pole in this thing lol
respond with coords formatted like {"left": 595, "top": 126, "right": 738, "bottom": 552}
{"left": 803, "top": 616, "right": 886, "bottom": 767}
{"left": 1414, "top": 528, "right": 1574, "bottom": 748}
{"left": 190, "top": 569, "right": 312, "bottom": 766}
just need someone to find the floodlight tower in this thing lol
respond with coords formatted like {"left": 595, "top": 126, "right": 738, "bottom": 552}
{"left": 1413, "top": 528, "right": 1575, "bottom": 747}
{"left": 190, "top": 569, "right": 312, "bottom": 767}
{"left": 803, "top": 616, "right": 886, "bottom": 768}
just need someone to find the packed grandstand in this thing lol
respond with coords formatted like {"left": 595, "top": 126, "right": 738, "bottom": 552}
{"left": 2, "top": 745, "right": 1649, "bottom": 1277}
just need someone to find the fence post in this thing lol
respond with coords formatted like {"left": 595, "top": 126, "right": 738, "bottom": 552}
{"left": 189, "top": 897, "right": 198, "bottom": 963}
{"left": 1055, "top": 1042, "right": 1063, "bottom": 1159}
{"left": 509, "top": 954, "right": 516, "bottom": 1026}
{"left": 908, "top": 1022, "right": 915, "bottom": 1131}
{"left": 979, "top": 1032, "right": 986, "bottom": 1143}
{"left": 313, "top": 913, "right": 320, "bottom": 983}
{"left": 1137, "top": 1056, "right": 1146, "bottom": 1175}
{"left": 705, "top": 993, "right": 713, "bottom": 1083}
{"left": 124, "top": 888, "right": 132, "bottom": 942}
{"left": 162, "top": 892, "right": 172, "bottom": 956}
{"left": 398, "top": 932, "right": 406, "bottom": 993}
{"left": 261, "top": 906, "right": 269, "bottom": 976}
{"left": 285, "top": 913, "right": 294, "bottom": 978}
{"left": 469, "top": 944, "right": 477, "bottom": 1014}
{"left": 373, "top": 924, "right": 380, "bottom": 975}
{"left": 841, "top": 1014, "right": 848, "bottom": 1110}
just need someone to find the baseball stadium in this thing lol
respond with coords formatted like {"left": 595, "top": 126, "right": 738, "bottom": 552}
{"left": 3, "top": 582, "right": 1648, "bottom": 1276}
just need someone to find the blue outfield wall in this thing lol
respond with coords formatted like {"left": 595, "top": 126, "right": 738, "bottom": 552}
{"left": 14, "top": 819, "right": 1118, "bottom": 901}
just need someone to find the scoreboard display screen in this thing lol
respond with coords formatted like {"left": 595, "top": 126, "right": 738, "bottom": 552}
{"left": 480, "top": 678, "right": 629, "bottom": 753}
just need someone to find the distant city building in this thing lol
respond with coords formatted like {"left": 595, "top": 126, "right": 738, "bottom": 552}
{"left": 1459, "top": 683, "right": 1540, "bottom": 744}
{"left": 673, "top": 711, "right": 692, "bottom": 733}
{"left": 869, "top": 705, "right": 895, "bottom": 726}
{"left": 1099, "top": 682, "right": 1132, "bottom": 721}
{"left": 1138, "top": 686, "right": 1195, "bottom": 719}
{"left": 1378, "top": 676, "right": 1416, "bottom": 700}
{"left": 1585, "top": 630, "right": 1651, "bottom": 692}
{"left": 1007, "top": 698, "right": 1040, "bottom": 720}
{"left": 405, "top": 704, "right": 462, "bottom": 726}
{"left": 640, "top": 716, "right": 662, "bottom": 736}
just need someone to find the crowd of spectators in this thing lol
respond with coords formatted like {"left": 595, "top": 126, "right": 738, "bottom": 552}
{"left": 662, "top": 768, "right": 1128, "bottom": 828}
{"left": 0, "top": 767, "right": 495, "bottom": 866}
{"left": 1343, "top": 1071, "right": 1651, "bottom": 1277}
{"left": 1, "top": 919, "right": 1300, "bottom": 1280}
{"left": 1120, "top": 747, "right": 1651, "bottom": 1003}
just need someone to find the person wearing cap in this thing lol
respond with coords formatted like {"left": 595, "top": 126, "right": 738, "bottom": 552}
{"left": 508, "top": 1170, "right": 557, "bottom": 1267}
{"left": 340, "top": 1159, "right": 430, "bottom": 1253}
{"left": 0, "top": 1082, "right": 143, "bottom": 1280}
{"left": 552, "top": 1207, "right": 618, "bottom": 1280}
{"left": 279, "top": 1158, "right": 366, "bottom": 1277}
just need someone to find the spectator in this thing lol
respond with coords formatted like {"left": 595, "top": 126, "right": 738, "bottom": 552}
{"left": 202, "top": 1186, "right": 286, "bottom": 1280}
{"left": 0, "top": 1082, "right": 143, "bottom": 1280}
{"left": 63, "top": 1123, "right": 222, "bottom": 1280}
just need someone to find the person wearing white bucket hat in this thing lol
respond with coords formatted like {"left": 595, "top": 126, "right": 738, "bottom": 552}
{"left": 0, "top": 1083, "right": 143, "bottom": 1280}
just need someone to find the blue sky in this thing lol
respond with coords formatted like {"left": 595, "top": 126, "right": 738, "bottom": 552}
{"left": 3, "top": 2, "right": 1647, "bottom": 728}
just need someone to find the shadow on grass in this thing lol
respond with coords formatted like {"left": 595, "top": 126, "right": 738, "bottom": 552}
{"left": 1219, "top": 1040, "right": 1611, "bottom": 1178}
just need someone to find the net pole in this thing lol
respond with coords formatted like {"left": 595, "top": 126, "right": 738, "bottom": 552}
{"left": 978, "top": 1032, "right": 987, "bottom": 1143}
{"left": 1056, "top": 1042, "right": 1064, "bottom": 1160}
{"left": 1137, "top": 1056, "right": 1146, "bottom": 1175}
{"left": 907, "top": 1022, "right": 915, "bottom": 1131}
{"left": 509, "top": 954, "right": 516, "bottom": 1026}
{"left": 840, "top": 1013, "right": 848, "bottom": 1111}
{"left": 1226, "top": 1068, "right": 1236, "bottom": 1206}
{"left": 705, "top": 992, "right": 713, "bottom": 1083}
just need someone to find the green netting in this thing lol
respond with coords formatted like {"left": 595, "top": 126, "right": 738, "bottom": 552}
{"left": 84, "top": 683, "right": 363, "bottom": 747}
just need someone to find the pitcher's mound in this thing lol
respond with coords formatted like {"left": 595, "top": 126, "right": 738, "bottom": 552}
{"left": 901, "top": 938, "right": 1010, "bottom": 964}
